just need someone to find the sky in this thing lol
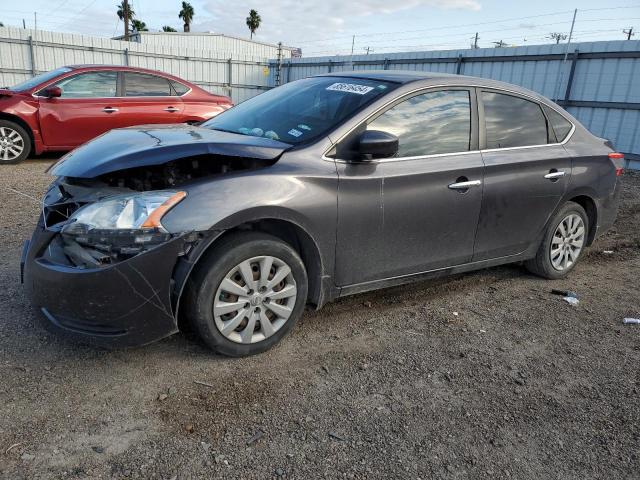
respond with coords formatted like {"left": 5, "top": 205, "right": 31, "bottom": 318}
{"left": 2, "top": 0, "right": 639, "bottom": 55}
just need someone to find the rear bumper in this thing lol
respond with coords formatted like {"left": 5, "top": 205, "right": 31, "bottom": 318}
{"left": 23, "top": 225, "right": 185, "bottom": 348}
{"left": 594, "top": 175, "right": 624, "bottom": 239}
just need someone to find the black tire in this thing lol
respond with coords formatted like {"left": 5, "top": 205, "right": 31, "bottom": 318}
{"left": 0, "top": 120, "right": 31, "bottom": 164}
{"left": 184, "top": 231, "right": 308, "bottom": 357}
{"left": 525, "top": 201, "right": 589, "bottom": 279}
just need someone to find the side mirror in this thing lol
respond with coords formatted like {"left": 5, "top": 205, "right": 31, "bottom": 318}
{"left": 44, "top": 86, "right": 62, "bottom": 98}
{"left": 357, "top": 130, "right": 399, "bottom": 160}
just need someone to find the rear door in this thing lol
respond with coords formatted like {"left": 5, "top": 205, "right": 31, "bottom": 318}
{"left": 38, "top": 70, "right": 120, "bottom": 148}
{"left": 473, "top": 90, "right": 572, "bottom": 261}
{"left": 117, "top": 72, "right": 185, "bottom": 126}
{"left": 334, "top": 88, "right": 484, "bottom": 285}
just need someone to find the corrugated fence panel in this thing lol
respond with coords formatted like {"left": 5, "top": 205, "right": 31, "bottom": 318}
{"left": 274, "top": 40, "right": 640, "bottom": 159}
{"left": 0, "top": 25, "right": 272, "bottom": 104}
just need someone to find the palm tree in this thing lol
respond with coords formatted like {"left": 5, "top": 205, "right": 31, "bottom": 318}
{"left": 178, "top": 2, "right": 194, "bottom": 33}
{"left": 116, "top": 1, "right": 135, "bottom": 22}
{"left": 116, "top": 1, "right": 134, "bottom": 40}
{"left": 246, "top": 9, "right": 261, "bottom": 39}
{"left": 162, "top": 25, "right": 177, "bottom": 32}
{"left": 131, "top": 19, "right": 148, "bottom": 32}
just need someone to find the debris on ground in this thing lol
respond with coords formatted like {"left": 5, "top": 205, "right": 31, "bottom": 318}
{"left": 603, "top": 250, "right": 614, "bottom": 254}
{"left": 246, "top": 430, "right": 264, "bottom": 446}
{"left": 563, "top": 296, "right": 580, "bottom": 306}
{"left": 552, "top": 289, "right": 579, "bottom": 299}
{"left": 328, "top": 432, "right": 346, "bottom": 441}
{"left": 623, "top": 318, "right": 640, "bottom": 325}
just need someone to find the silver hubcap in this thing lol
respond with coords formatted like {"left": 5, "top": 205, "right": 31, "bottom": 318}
{"left": 550, "top": 213, "right": 585, "bottom": 271}
{"left": 213, "top": 255, "right": 297, "bottom": 344}
{"left": 0, "top": 127, "right": 24, "bottom": 161}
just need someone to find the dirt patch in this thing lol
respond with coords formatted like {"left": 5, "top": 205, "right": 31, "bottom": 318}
{"left": 0, "top": 160, "right": 638, "bottom": 479}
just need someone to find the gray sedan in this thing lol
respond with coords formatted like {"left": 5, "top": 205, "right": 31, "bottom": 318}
{"left": 24, "top": 71, "right": 625, "bottom": 356}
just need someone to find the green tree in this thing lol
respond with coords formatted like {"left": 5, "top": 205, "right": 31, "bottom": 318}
{"left": 178, "top": 2, "right": 194, "bottom": 33}
{"left": 162, "top": 25, "right": 177, "bottom": 32}
{"left": 131, "top": 19, "right": 148, "bottom": 31}
{"left": 246, "top": 9, "right": 261, "bottom": 39}
{"left": 116, "top": 1, "right": 134, "bottom": 22}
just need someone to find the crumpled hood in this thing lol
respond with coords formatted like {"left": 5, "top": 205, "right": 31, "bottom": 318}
{"left": 49, "top": 124, "right": 292, "bottom": 178}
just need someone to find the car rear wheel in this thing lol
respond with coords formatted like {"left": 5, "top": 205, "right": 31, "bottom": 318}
{"left": 0, "top": 120, "right": 31, "bottom": 164}
{"left": 525, "top": 201, "right": 589, "bottom": 279}
{"left": 185, "top": 232, "right": 308, "bottom": 357}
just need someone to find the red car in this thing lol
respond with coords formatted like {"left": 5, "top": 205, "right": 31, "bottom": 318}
{"left": 0, "top": 65, "right": 233, "bottom": 164}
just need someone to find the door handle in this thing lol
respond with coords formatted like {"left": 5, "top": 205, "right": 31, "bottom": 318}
{"left": 544, "top": 171, "right": 566, "bottom": 179}
{"left": 448, "top": 179, "right": 482, "bottom": 190}
{"left": 164, "top": 106, "right": 179, "bottom": 112}
{"left": 102, "top": 107, "right": 119, "bottom": 113}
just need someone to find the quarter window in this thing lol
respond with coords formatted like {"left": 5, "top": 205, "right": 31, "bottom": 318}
{"left": 543, "top": 105, "right": 573, "bottom": 142}
{"left": 54, "top": 71, "right": 117, "bottom": 98}
{"left": 482, "top": 92, "right": 547, "bottom": 149}
{"left": 124, "top": 72, "right": 173, "bottom": 96}
{"left": 367, "top": 90, "right": 471, "bottom": 157}
{"left": 171, "top": 81, "right": 190, "bottom": 96}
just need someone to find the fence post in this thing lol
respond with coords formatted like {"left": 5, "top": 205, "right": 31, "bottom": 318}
{"left": 563, "top": 49, "right": 580, "bottom": 104}
{"left": 328, "top": 59, "right": 332, "bottom": 73}
{"left": 28, "top": 35, "right": 37, "bottom": 76}
{"left": 123, "top": 48, "right": 129, "bottom": 66}
{"left": 286, "top": 60, "right": 291, "bottom": 83}
{"left": 456, "top": 54, "right": 463, "bottom": 75}
{"left": 227, "top": 58, "right": 233, "bottom": 96}
{"left": 383, "top": 58, "right": 390, "bottom": 70}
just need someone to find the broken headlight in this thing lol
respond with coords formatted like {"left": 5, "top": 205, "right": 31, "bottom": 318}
{"left": 60, "top": 191, "right": 186, "bottom": 264}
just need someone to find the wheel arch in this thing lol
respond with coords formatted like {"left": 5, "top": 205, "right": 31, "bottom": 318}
{"left": 0, "top": 112, "right": 35, "bottom": 153}
{"left": 173, "top": 215, "right": 329, "bottom": 325}
{"left": 565, "top": 191, "right": 598, "bottom": 246}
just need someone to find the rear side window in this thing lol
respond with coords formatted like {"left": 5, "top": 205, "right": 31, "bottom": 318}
{"left": 482, "top": 92, "right": 547, "bottom": 149}
{"left": 367, "top": 90, "right": 471, "bottom": 157}
{"left": 124, "top": 73, "right": 173, "bottom": 96}
{"left": 54, "top": 71, "right": 117, "bottom": 98}
{"left": 171, "top": 81, "right": 190, "bottom": 96}
{"left": 543, "top": 106, "right": 573, "bottom": 142}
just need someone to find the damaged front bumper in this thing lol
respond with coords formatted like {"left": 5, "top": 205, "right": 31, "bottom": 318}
{"left": 23, "top": 220, "right": 188, "bottom": 348}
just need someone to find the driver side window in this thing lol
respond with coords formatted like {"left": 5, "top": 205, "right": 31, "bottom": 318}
{"left": 367, "top": 90, "right": 471, "bottom": 157}
{"left": 53, "top": 71, "right": 118, "bottom": 98}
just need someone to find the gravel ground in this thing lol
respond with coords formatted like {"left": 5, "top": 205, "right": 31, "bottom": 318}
{"left": 0, "top": 158, "right": 639, "bottom": 480}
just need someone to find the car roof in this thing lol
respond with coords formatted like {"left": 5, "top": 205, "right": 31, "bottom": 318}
{"left": 314, "top": 70, "right": 548, "bottom": 102}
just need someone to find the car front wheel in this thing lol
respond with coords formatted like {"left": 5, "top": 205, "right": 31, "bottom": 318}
{"left": 525, "top": 201, "right": 589, "bottom": 279}
{"left": 185, "top": 232, "right": 308, "bottom": 356}
{"left": 0, "top": 120, "right": 31, "bottom": 164}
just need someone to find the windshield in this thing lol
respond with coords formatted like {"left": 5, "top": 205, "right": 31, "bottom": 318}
{"left": 202, "top": 76, "right": 396, "bottom": 145}
{"left": 8, "top": 67, "right": 73, "bottom": 92}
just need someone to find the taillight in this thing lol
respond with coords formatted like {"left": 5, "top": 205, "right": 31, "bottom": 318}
{"left": 609, "top": 152, "right": 625, "bottom": 176}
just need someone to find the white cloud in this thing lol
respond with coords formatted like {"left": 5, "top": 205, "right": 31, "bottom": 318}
{"left": 196, "top": 0, "right": 481, "bottom": 46}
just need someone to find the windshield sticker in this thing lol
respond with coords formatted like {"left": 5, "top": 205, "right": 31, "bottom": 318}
{"left": 326, "top": 82, "right": 375, "bottom": 95}
{"left": 288, "top": 128, "right": 303, "bottom": 138}
{"left": 264, "top": 130, "right": 280, "bottom": 140}
{"left": 297, "top": 124, "right": 312, "bottom": 131}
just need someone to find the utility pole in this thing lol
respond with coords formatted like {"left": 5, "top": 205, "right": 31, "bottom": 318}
{"left": 34, "top": 11, "right": 37, "bottom": 31}
{"left": 623, "top": 27, "right": 634, "bottom": 40}
{"left": 492, "top": 40, "right": 506, "bottom": 48}
{"left": 349, "top": 35, "right": 355, "bottom": 69}
{"left": 472, "top": 32, "right": 479, "bottom": 49}
{"left": 123, "top": 0, "right": 130, "bottom": 41}
{"left": 552, "top": 8, "right": 577, "bottom": 102}
{"left": 364, "top": 46, "right": 373, "bottom": 55}
{"left": 22, "top": 19, "right": 26, "bottom": 29}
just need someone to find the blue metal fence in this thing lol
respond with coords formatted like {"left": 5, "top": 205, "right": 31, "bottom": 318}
{"left": 271, "top": 40, "right": 640, "bottom": 165}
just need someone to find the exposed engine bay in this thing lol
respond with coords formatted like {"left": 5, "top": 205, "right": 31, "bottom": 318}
{"left": 39, "top": 154, "right": 275, "bottom": 268}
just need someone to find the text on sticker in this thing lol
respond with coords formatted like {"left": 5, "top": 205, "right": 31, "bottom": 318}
{"left": 326, "top": 83, "right": 375, "bottom": 95}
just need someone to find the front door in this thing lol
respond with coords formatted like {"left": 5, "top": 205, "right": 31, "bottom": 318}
{"left": 38, "top": 70, "right": 120, "bottom": 148}
{"left": 335, "top": 88, "right": 484, "bottom": 286}
{"left": 473, "top": 90, "right": 571, "bottom": 260}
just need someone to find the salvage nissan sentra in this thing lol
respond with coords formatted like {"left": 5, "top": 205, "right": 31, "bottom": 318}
{"left": 23, "top": 71, "right": 625, "bottom": 357}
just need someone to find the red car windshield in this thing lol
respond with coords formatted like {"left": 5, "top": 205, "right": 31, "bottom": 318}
{"left": 8, "top": 67, "right": 73, "bottom": 92}
{"left": 202, "top": 76, "right": 396, "bottom": 145}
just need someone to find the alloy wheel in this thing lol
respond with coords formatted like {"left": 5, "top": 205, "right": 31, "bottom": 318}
{"left": 0, "top": 127, "right": 25, "bottom": 162}
{"left": 550, "top": 213, "right": 585, "bottom": 271}
{"left": 213, "top": 255, "right": 297, "bottom": 344}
